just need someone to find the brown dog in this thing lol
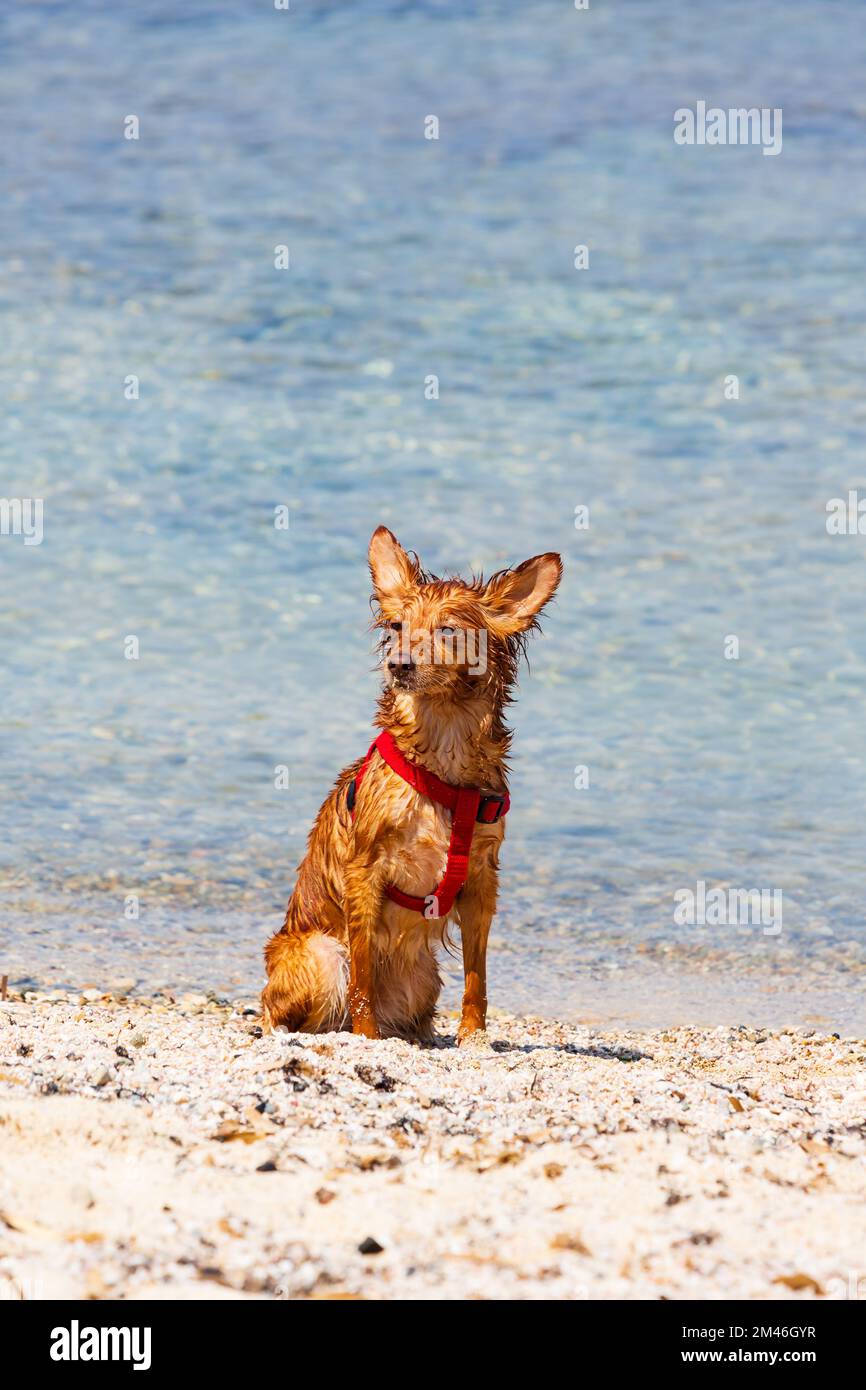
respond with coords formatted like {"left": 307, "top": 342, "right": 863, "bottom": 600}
{"left": 262, "top": 527, "right": 561, "bottom": 1042}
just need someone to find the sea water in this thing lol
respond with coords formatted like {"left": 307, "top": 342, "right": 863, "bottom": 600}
{"left": 1, "top": 1, "right": 865, "bottom": 1028}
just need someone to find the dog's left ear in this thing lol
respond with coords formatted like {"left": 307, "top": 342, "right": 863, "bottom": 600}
{"left": 369, "top": 526, "right": 421, "bottom": 604}
{"left": 481, "top": 552, "right": 562, "bottom": 635}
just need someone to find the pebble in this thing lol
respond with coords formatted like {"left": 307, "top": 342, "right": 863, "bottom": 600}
{"left": 178, "top": 993, "right": 210, "bottom": 1014}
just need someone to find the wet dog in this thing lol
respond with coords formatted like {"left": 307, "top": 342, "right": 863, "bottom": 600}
{"left": 262, "top": 526, "right": 561, "bottom": 1042}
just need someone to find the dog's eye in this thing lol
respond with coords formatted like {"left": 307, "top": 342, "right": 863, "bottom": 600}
{"left": 387, "top": 621, "right": 402, "bottom": 632}
{"left": 439, "top": 626, "right": 456, "bottom": 636}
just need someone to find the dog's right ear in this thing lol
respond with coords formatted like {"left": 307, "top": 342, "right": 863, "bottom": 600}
{"left": 368, "top": 527, "right": 420, "bottom": 604}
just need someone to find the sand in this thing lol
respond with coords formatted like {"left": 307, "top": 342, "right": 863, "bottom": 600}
{"left": 1, "top": 989, "right": 865, "bottom": 1301}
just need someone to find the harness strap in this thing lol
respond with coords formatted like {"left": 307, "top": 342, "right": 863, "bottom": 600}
{"left": 384, "top": 785, "right": 480, "bottom": 917}
{"left": 347, "top": 731, "right": 509, "bottom": 918}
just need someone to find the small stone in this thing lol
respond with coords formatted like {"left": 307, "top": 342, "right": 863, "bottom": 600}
{"left": 89, "top": 1065, "right": 114, "bottom": 1087}
{"left": 358, "top": 1236, "right": 384, "bottom": 1255}
{"left": 108, "top": 978, "right": 136, "bottom": 998}
{"left": 179, "top": 993, "right": 209, "bottom": 1014}
{"left": 551, "top": 1232, "right": 591, "bottom": 1255}
{"left": 256, "top": 1160, "right": 278, "bottom": 1173}
{"left": 355, "top": 1064, "right": 397, "bottom": 1092}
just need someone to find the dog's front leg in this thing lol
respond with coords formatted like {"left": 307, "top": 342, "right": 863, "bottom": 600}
{"left": 456, "top": 839, "right": 499, "bottom": 1044}
{"left": 344, "top": 857, "right": 384, "bottom": 1039}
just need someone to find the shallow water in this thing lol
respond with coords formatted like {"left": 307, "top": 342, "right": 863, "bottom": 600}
{"left": 2, "top": 1, "right": 866, "bottom": 1029}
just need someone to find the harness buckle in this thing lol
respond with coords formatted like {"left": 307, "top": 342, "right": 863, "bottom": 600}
{"left": 477, "top": 793, "right": 507, "bottom": 824}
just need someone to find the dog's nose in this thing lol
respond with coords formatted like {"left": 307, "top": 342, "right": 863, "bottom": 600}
{"left": 387, "top": 659, "right": 414, "bottom": 673}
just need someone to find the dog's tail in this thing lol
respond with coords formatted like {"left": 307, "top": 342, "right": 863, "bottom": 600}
{"left": 261, "top": 929, "right": 349, "bottom": 1033}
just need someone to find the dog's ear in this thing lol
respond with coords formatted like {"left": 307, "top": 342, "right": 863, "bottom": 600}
{"left": 368, "top": 526, "right": 420, "bottom": 604}
{"left": 480, "top": 553, "right": 562, "bottom": 635}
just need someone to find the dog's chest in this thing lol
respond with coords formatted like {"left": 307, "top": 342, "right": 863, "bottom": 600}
{"left": 382, "top": 791, "right": 452, "bottom": 899}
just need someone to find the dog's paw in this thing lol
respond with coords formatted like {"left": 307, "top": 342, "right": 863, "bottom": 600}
{"left": 456, "top": 1024, "right": 488, "bottom": 1049}
{"left": 351, "top": 1017, "right": 382, "bottom": 1040}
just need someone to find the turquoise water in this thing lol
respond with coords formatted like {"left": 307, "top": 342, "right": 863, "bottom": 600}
{"left": 2, "top": 1, "right": 866, "bottom": 1028}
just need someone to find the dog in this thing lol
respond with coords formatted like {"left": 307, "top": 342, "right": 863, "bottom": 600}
{"left": 261, "top": 526, "right": 562, "bottom": 1042}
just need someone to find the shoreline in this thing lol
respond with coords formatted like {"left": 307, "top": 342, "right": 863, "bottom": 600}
{"left": 2, "top": 989, "right": 865, "bottom": 1300}
{"left": 5, "top": 954, "right": 865, "bottom": 1037}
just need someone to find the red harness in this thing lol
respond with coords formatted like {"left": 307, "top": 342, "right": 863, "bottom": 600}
{"left": 346, "top": 730, "right": 510, "bottom": 918}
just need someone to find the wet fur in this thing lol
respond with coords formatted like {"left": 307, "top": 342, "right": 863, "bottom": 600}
{"left": 262, "top": 527, "right": 562, "bottom": 1042}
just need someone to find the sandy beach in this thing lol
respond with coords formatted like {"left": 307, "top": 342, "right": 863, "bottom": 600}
{"left": 1, "top": 989, "right": 865, "bottom": 1301}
